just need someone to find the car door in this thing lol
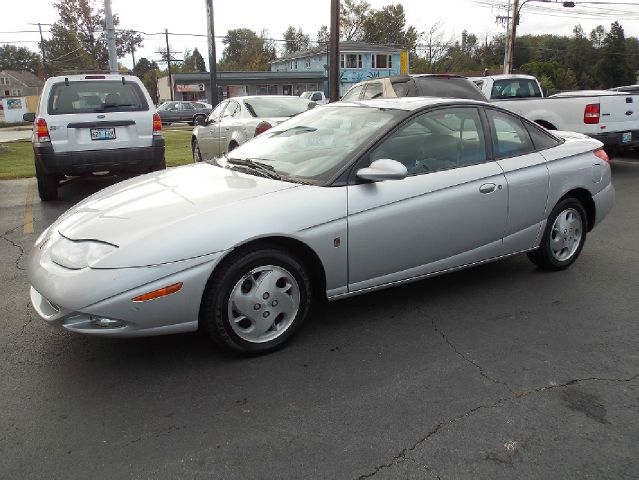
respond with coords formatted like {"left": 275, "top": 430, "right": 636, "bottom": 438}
{"left": 162, "top": 101, "right": 180, "bottom": 122}
{"left": 179, "top": 102, "right": 195, "bottom": 122}
{"left": 197, "top": 101, "right": 226, "bottom": 159}
{"left": 218, "top": 100, "right": 240, "bottom": 153}
{"left": 347, "top": 106, "right": 508, "bottom": 292}
{"left": 485, "top": 108, "right": 550, "bottom": 253}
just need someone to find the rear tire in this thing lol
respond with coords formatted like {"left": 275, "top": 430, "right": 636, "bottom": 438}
{"left": 527, "top": 197, "right": 587, "bottom": 271}
{"left": 200, "top": 248, "right": 313, "bottom": 355}
{"left": 35, "top": 163, "right": 58, "bottom": 201}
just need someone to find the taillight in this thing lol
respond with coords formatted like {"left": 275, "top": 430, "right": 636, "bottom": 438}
{"left": 254, "top": 121, "right": 272, "bottom": 136}
{"left": 152, "top": 113, "right": 162, "bottom": 136}
{"left": 584, "top": 103, "right": 600, "bottom": 124}
{"left": 594, "top": 148, "right": 611, "bottom": 164}
{"left": 35, "top": 118, "right": 50, "bottom": 142}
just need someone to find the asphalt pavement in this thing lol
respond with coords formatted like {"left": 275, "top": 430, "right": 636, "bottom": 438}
{"left": 1, "top": 159, "right": 638, "bottom": 479}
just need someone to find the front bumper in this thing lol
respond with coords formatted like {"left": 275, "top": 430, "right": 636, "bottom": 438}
{"left": 590, "top": 130, "right": 639, "bottom": 148}
{"left": 28, "top": 245, "right": 225, "bottom": 337}
{"left": 34, "top": 138, "right": 165, "bottom": 176}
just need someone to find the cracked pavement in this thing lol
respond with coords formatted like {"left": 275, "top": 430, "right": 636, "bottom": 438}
{"left": 1, "top": 160, "right": 639, "bottom": 479}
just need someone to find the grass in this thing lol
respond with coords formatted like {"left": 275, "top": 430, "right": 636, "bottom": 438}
{"left": 0, "top": 127, "right": 194, "bottom": 179}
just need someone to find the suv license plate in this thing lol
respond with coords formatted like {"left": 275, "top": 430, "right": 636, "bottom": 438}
{"left": 91, "top": 127, "right": 116, "bottom": 141}
{"left": 622, "top": 131, "right": 632, "bottom": 143}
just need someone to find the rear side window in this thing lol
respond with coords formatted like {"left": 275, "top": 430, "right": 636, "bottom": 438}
{"left": 48, "top": 81, "right": 149, "bottom": 115}
{"left": 414, "top": 77, "right": 486, "bottom": 101}
{"left": 486, "top": 109, "right": 534, "bottom": 158}
{"left": 391, "top": 78, "right": 418, "bottom": 97}
{"left": 525, "top": 121, "right": 561, "bottom": 150}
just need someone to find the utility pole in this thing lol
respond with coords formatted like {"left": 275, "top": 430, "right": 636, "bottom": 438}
{"left": 501, "top": 1, "right": 512, "bottom": 74}
{"left": 506, "top": 0, "right": 520, "bottom": 74}
{"left": 165, "top": 29, "right": 174, "bottom": 101}
{"left": 329, "top": 0, "right": 340, "bottom": 102}
{"left": 206, "top": 0, "right": 219, "bottom": 106}
{"left": 36, "top": 23, "right": 48, "bottom": 78}
{"left": 104, "top": 0, "right": 118, "bottom": 74}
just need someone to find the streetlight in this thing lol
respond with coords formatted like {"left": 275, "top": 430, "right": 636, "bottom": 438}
{"left": 504, "top": 0, "right": 575, "bottom": 74}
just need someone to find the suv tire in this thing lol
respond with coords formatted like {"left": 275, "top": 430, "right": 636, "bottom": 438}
{"left": 35, "top": 163, "right": 58, "bottom": 201}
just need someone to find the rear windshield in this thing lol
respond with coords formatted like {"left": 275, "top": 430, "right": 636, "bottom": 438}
{"left": 490, "top": 79, "right": 542, "bottom": 99}
{"left": 414, "top": 77, "right": 486, "bottom": 101}
{"left": 47, "top": 81, "right": 149, "bottom": 115}
{"left": 243, "top": 97, "right": 315, "bottom": 118}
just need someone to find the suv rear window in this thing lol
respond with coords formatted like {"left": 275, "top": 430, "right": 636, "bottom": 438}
{"left": 414, "top": 77, "right": 486, "bottom": 101}
{"left": 48, "top": 81, "right": 149, "bottom": 115}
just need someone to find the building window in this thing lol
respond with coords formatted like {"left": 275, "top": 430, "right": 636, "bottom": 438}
{"left": 305, "top": 58, "right": 311, "bottom": 69}
{"left": 340, "top": 54, "right": 362, "bottom": 69}
{"left": 0, "top": 77, "right": 10, "bottom": 85}
{"left": 372, "top": 54, "right": 392, "bottom": 69}
{"left": 10, "top": 89, "right": 22, "bottom": 96}
{"left": 256, "top": 84, "right": 278, "bottom": 95}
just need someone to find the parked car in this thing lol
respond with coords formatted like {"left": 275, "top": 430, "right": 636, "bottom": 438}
{"left": 300, "top": 91, "right": 329, "bottom": 104}
{"left": 340, "top": 74, "right": 487, "bottom": 102}
{"left": 23, "top": 73, "right": 165, "bottom": 201}
{"left": 191, "top": 95, "right": 315, "bottom": 161}
{"left": 156, "top": 101, "right": 212, "bottom": 125}
{"left": 28, "top": 97, "right": 614, "bottom": 355}
{"left": 471, "top": 74, "right": 639, "bottom": 155}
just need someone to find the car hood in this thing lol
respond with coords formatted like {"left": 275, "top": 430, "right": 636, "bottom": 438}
{"left": 50, "top": 164, "right": 300, "bottom": 266}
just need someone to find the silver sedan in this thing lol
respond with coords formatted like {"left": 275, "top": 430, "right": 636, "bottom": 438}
{"left": 191, "top": 95, "right": 316, "bottom": 161}
{"left": 28, "top": 97, "right": 614, "bottom": 355}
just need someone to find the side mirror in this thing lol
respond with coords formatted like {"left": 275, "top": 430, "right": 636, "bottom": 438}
{"left": 195, "top": 116, "right": 206, "bottom": 126}
{"left": 23, "top": 112, "right": 36, "bottom": 122}
{"left": 356, "top": 159, "right": 408, "bottom": 182}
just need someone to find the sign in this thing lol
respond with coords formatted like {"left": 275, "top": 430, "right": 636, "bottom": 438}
{"left": 176, "top": 83, "right": 205, "bottom": 93}
{"left": 400, "top": 50, "right": 409, "bottom": 75}
{"left": 1, "top": 97, "right": 27, "bottom": 123}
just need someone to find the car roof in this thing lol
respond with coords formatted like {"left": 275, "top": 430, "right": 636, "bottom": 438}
{"left": 46, "top": 73, "right": 139, "bottom": 82}
{"left": 331, "top": 96, "right": 488, "bottom": 111}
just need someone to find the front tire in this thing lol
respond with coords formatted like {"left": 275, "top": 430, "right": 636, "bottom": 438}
{"left": 192, "top": 139, "right": 203, "bottom": 162}
{"left": 200, "top": 248, "right": 313, "bottom": 355}
{"left": 528, "top": 197, "right": 587, "bottom": 271}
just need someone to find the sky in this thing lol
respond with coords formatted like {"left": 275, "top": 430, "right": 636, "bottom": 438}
{"left": 4, "top": 0, "right": 639, "bottom": 69}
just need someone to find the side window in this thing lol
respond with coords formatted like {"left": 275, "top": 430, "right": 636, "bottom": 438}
{"left": 362, "top": 82, "right": 384, "bottom": 100}
{"left": 369, "top": 107, "right": 486, "bottom": 175}
{"left": 311, "top": 92, "right": 322, "bottom": 101}
{"left": 341, "top": 84, "right": 364, "bottom": 101}
{"left": 181, "top": 103, "right": 195, "bottom": 110}
{"left": 486, "top": 109, "right": 534, "bottom": 158}
{"left": 166, "top": 102, "right": 178, "bottom": 110}
{"left": 525, "top": 122, "right": 561, "bottom": 150}
{"left": 391, "top": 79, "right": 417, "bottom": 97}
{"left": 209, "top": 102, "right": 226, "bottom": 122}
{"left": 223, "top": 101, "right": 240, "bottom": 118}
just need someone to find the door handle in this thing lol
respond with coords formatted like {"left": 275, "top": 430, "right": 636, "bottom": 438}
{"left": 479, "top": 183, "right": 497, "bottom": 194}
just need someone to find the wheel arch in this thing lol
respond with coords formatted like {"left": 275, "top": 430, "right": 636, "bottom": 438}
{"left": 558, "top": 188, "right": 596, "bottom": 231}
{"left": 198, "top": 236, "right": 328, "bottom": 326}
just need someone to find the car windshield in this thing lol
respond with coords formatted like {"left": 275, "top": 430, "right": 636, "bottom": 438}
{"left": 48, "top": 81, "right": 148, "bottom": 114}
{"left": 224, "top": 105, "right": 404, "bottom": 184}
{"left": 243, "top": 97, "right": 315, "bottom": 118}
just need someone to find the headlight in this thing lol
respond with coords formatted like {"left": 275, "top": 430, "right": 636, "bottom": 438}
{"left": 50, "top": 236, "right": 118, "bottom": 269}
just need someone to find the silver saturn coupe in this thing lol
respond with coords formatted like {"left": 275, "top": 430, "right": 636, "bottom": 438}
{"left": 28, "top": 97, "right": 615, "bottom": 355}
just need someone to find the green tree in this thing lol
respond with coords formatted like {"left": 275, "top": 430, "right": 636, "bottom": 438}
{"left": 565, "top": 25, "right": 597, "bottom": 89}
{"left": 340, "top": 0, "right": 370, "bottom": 41}
{"left": 219, "top": 29, "right": 276, "bottom": 71}
{"left": 0, "top": 45, "right": 42, "bottom": 74}
{"left": 316, "top": 25, "right": 329, "bottom": 45}
{"left": 283, "top": 27, "right": 311, "bottom": 55}
{"left": 361, "top": 3, "right": 419, "bottom": 50}
{"left": 593, "top": 21, "right": 635, "bottom": 88}
{"left": 182, "top": 47, "right": 207, "bottom": 72}
{"left": 132, "top": 57, "right": 158, "bottom": 78}
{"left": 44, "top": 0, "right": 143, "bottom": 73}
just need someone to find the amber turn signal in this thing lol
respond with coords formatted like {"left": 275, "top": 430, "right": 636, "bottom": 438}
{"left": 132, "top": 282, "right": 183, "bottom": 302}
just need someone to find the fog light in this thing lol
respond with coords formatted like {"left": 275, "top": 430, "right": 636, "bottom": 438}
{"left": 90, "top": 316, "right": 125, "bottom": 328}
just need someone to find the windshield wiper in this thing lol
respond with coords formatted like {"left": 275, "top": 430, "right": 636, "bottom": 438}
{"left": 225, "top": 155, "right": 281, "bottom": 180}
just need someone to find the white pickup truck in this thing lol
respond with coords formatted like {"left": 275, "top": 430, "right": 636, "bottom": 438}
{"left": 472, "top": 74, "right": 639, "bottom": 154}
